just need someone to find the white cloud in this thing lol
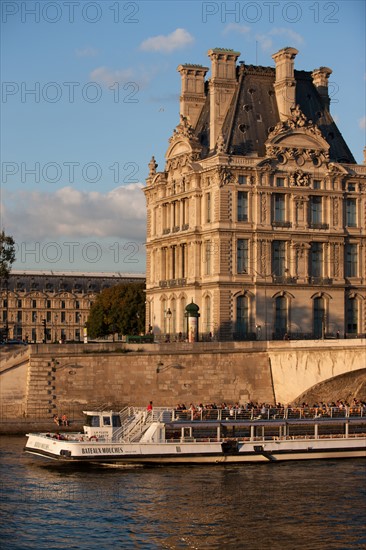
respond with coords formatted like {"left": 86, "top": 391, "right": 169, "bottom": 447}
{"left": 256, "top": 28, "right": 304, "bottom": 52}
{"left": 75, "top": 47, "right": 98, "bottom": 57}
{"left": 222, "top": 23, "right": 251, "bottom": 36}
{"left": 2, "top": 185, "right": 147, "bottom": 242}
{"left": 140, "top": 28, "right": 194, "bottom": 53}
{"left": 90, "top": 66, "right": 135, "bottom": 87}
{"left": 359, "top": 116, "right": 366, "bottom": 130}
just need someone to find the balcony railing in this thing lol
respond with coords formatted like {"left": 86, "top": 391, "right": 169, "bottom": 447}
{"left": 309, "top": 222, "right": 329, "bottom": 230}
{"left": 159, "top": 278, "right": 187, "bottom": 288}
{"left": 272, "top": 276, "right": 297, "bottom": 284}
{"left": 310, "top": 277, "right": 333, "bottom": 285}
{"left": 272, "top": 221, "right": 292, "bottom": 228}
{"left": 162, "top": 228, "right": 171, "bottom": 235}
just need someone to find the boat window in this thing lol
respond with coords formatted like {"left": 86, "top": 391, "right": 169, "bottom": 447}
{"left": 103, "top": 416, "right": 111, "bottom": 426}
{"left": 112, "top": 415, "right": 121, "bottom": 427}
{"left": 85, "top": 415, "right": 100, "bottom": 427}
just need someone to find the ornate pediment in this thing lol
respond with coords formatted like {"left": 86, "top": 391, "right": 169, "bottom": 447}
{"left": 165, "top": 115, "right": 202, "bottom": 170}
{"left": 265, "top": 105, "right": 330, "bottom": 166}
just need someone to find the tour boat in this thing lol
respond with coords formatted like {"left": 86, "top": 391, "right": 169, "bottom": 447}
{"left": 24, "top": 406, "right": 366, "bottom": 465}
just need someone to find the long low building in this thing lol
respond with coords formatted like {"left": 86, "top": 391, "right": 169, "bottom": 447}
{"left": 0, "top": 270, "right": 145, "bottom": 343}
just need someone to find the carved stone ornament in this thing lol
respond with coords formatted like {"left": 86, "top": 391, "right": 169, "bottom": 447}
{"left": 290, "top": 169, "right": 310, "bottom": 187}
{"left": 268, "top": 105, "right": 323, "bottom": 140}
{"left": 217, "top": 165, "right": 234, "bottom": 187}
{"left": 216, "top": 132, "right": 226, "bottom": 153}
{"left": 169, "top": 114, "right": 197, "bottom": 143}
{"left": 148, "top": 156, "right": 158, "bottom": 177}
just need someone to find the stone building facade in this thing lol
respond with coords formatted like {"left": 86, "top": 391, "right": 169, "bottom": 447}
{"left": 0, "top": 271, "right": 145, "bottom": 342}
{"left": 144, "top": 47, "right": 366, "bottom": 341}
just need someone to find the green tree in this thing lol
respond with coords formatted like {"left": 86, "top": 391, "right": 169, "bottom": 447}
{"left": 0, "top": 230, "right": 16, "bottom": 340}
{"left": 86, "top": 282, "right": 145, "bottom": 339}
{"left": 0, "top": 230, "right": 16, "bottom": 280}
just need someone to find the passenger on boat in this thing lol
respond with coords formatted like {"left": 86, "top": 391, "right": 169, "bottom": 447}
{"left": 147, "top": 401, "right": 153, "bottom": 411}
{"left": 61, "top": 414, "right": 69, "bottom": 426}
{"left": 53, "top": 414, "right": 61, "bottom": 426}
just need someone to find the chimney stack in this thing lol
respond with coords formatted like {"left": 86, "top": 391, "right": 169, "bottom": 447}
{"left": 312, "top": 67, "right": 333, "bottom": 111}
{"left": 207, "top": 48, "right": 240, "bottom": 150}
{"left": 177, "top": 64, "right": 209, "bottom": 128}
{"left": 272, "top": 47, "right": 298, "bottom": 121}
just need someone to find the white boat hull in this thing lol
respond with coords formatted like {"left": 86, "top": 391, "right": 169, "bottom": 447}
{"left": 24, "top": 433, "right": 366, "bottom": 464}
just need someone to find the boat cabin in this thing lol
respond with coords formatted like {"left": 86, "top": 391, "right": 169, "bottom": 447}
{"left": 83, "top": 411, "right": 121, "bottom": 440}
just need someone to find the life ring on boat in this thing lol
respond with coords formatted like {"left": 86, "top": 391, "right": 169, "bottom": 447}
{"left": 89, "top": 436, "right": 98, "bottom": 441}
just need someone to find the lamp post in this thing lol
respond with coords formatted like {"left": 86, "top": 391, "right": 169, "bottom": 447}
{"left": 245, "top": 268, "right": 275, "bottom": 341}
{"left": 33, "top": 314, "right": 37, "bottom": 343}
{"left": 76, "top": 312, "right": 81, "bottom": 342}
{"left": 54, "top": 314, "right": 58, "bottom": 343}
{"left": 166, "top": 308, "right": 172, "bottom": 341}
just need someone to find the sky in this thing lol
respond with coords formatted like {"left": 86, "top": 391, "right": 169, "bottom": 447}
{"left": 1, "top": 0, "right": 365, "bottom": 274}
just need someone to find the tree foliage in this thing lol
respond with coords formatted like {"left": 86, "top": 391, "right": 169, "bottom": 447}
{"left": 86, "top": 282, "right": 146, "bottom": 339}
{"left": 0, "top": 230, "right": 16, "bottom": 281}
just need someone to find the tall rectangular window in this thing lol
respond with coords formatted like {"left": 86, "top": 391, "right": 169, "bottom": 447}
{"left": 206, "top": 193, "right": 211, "bottom": 223}
{"left": 276, "top": 177, "right": 285, "bottom": 187}
{"left": 345, "top": 244, "right": 358, "bottom": 277}
{"left": 238, "top": 175, "right": 247, "bottom": 185}
{"left": 273, "top": 194, "right": 285, "bottom": 222}
{"left": 237, "top": 191, "right": 248, "bottom": 221}
{"left": 205, "top": 241, "right": 211, "bottom": 275}
{"left": 272, "top": 241, "right": 286, "bottom": 276}
{"left": 181, "top": 244, "right": 186, "bottom": 278}
{"left": 237, "top": 239, "right": 248, "bottom": 273}
{"left": 309, "top": 196, "right": 322, "bottom": 225}
{"left": 310, "top": 242, "right": 323, "bottom": 278}
{"left": 17, "top": 311, "right": 22, "bottom": 322}
{"left": 346, "top": 198, "right": 356, "bottom": 227}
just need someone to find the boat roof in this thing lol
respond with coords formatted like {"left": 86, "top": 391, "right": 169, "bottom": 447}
{"left": 166, "top": 417, "right": 366, "bottom": 428}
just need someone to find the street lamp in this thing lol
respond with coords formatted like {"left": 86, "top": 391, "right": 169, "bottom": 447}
{"left": 54, "top": 314, "right": 58, "bottom": 343}
{"left": 166, "top": 308, "right": 172, "bottom": 341}
{"left": 76, "top": 312, "right": 81, "bottom": 342}
{"left": 244, "top": 268, "right": 275, "bottom": 341}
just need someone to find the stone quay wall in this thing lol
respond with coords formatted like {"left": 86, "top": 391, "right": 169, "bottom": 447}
{"left": 0, "top": 340, "right": 365, "bottom": 433}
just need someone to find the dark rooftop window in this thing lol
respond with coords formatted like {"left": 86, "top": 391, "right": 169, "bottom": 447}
{"left": 239, "top": 124, "right": 249, "bottom": 133}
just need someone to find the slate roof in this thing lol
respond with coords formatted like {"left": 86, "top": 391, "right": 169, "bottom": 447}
{"left": 195, "top": 65, "right": 355, "bottom": 163}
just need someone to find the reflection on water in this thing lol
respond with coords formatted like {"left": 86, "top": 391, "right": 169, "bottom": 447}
{"left": 0, "top": 436, "right": 365, "bottom": 549}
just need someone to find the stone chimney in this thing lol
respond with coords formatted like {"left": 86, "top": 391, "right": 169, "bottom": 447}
{"left": 312, "top": 67, "right": 333, "bottom": 110}
{"left": 272, "top": 47, "right": 298, "bottom": 121}
{"left": 207, "top": 48, "right": 240, "bottom": 150}
{"left": 177, "top": 64, "right": 209, "bottom": 128}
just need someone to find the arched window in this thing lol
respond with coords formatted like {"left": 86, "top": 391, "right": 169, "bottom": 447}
{"left": 346, "top": 298, "right": 358, "bottom": 335}
{"left": 313, "top": 296, "right": 325, "bottom": 339}
{"left": 236, "top": 295, "right": 249, "bottom": 339}
{"left": 274, "top": 296, "right": 287, "bottom": 338}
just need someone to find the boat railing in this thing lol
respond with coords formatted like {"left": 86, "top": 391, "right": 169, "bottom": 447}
{"left": 162, "top": 406, "right": 365, "bottom": 422}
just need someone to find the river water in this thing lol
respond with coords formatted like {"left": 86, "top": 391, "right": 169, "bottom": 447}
{"left": 0, "top": 436, "right": 365, "bottom": 549}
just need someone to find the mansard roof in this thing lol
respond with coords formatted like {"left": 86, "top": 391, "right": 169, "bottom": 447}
{"left": 195, "top": 64, "right": 355, "bottom": 163}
